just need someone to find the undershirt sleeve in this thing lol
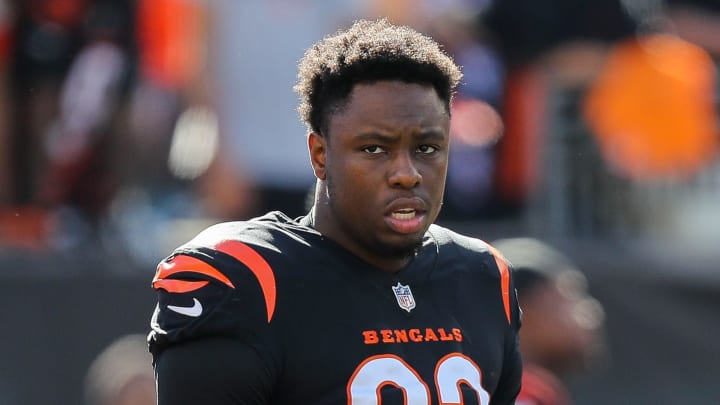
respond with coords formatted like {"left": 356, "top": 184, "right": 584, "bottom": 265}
{"left": 155, "top": 337, "right": 274, "bottom": 405}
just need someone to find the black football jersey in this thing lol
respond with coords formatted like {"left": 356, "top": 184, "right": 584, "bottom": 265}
{"left": 149, "top": 211, "right": 522, "bottom": 404}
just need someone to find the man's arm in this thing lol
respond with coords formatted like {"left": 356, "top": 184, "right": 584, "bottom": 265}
{"left": 488, "top": 251, "right": 523, "bottom": 404}
{"left": 149, "top": 241, "right": 280, "bottom": 404}
{"left": 155, "top": 337, "right": 274, "bottom": 405}
{"left": 490, "top": 330, "right": 523, "bottom": 404}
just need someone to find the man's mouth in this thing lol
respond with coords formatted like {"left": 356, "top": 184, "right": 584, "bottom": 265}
{"left": 384, "top": 199, "right": 428, "bottom": 235}
{"left": 391, "top": 208, "right": 417, "bottom": 220}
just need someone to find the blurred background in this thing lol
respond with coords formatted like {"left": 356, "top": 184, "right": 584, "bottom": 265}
{"left": 0, "top": 0, "right": 718, "bottom": 404}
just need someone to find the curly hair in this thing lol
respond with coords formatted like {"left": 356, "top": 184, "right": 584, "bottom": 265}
{"left": 295, "top": 19, "right": 463, "bottom": 135}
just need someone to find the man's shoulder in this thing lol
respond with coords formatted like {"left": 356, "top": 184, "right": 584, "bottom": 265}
{"left": 183, "top": 211, "right": 317, "bottom": 252}
{"left": 427, "top": 223, "right": 493, "bottom": 255}
{"left": 427, "top": 223, "right": 511, "bottom": 275}
{"left": 153, "top": 211, "right": 321, "bottom": 294}
{"left": 149, "top": 212, "right": 312, "bottom": 358}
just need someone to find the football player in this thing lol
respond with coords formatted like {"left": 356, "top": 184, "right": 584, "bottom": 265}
{"left": 149, "top": 19, "right": 522, "bottom": 404}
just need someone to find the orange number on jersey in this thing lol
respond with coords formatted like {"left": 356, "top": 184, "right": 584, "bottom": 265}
{"left": 347, "top": 352, "right": 490, "bottom": 404}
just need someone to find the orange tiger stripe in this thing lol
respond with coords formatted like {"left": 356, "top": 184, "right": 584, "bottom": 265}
{"left": 153, "top": 254, "right": 235, "bottom": 290}
{"left": 488, "top": 245, "right": 512, "bottom": 324}
{"left": 153, "top": 279, "right": 209, "bottom": 293}
{"left": 214, "top": 240, "right": 277, "bottom": 323}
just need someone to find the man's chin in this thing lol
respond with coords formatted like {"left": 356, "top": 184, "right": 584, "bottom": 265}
{"left": 374, "top": 235, "right": 424, "bottom": 259}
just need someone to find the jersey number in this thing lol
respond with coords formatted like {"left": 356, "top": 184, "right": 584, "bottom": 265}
{"left": 347, "top": 353, "right": 490, "bottom": 404}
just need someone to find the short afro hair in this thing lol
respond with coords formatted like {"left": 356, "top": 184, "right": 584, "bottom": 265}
{"left": 295, "top": 19, "right": 463, "bottom": 135}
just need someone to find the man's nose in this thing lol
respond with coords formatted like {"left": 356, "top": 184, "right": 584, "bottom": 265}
{"left": 388, "top": 152, "right": 422, "bottom": 188}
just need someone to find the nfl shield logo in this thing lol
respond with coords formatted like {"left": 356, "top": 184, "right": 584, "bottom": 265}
{"left": 391, "top": 282, "right": 416, "bottom": 312}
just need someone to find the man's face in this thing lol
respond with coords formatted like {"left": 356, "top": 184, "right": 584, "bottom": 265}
{"left": 309, "top": 81, "right": 450, "bottom": 269}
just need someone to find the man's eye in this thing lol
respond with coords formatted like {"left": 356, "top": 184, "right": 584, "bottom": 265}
{"left": 363, "top": 145, "right": 385, "bottom": 154}
{"left": 417, "top": 145, "right": 438, "bottom": 154}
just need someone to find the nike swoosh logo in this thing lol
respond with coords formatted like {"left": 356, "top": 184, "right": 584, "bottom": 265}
{"left": 167, "top": 298, "right": 203, "bottom": 317}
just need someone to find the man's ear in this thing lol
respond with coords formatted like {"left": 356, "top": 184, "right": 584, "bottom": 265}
{"left": 308, "top": 132, "right": 327, "bottom": 180}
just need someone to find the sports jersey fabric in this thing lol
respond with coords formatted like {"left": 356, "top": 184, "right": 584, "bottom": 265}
{"left": 149, "top": 211, "right": 522, "bottom": 404}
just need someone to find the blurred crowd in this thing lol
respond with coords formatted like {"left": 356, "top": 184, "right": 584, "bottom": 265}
{"left": 0, "top": 0, "right": 719, "bottom": 268}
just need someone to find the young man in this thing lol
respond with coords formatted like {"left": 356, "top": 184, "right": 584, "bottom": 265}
{"left": 149, "top": 19, "right": 522, "bottom": 404}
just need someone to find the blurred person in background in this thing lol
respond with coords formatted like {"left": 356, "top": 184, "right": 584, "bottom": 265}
{"left": 480, "top": 0, "right": 637, "bottom": 217}
{"left": 7, "top": 0, "right": 90, "bottom": 208}
{"left": 2, "top": 0, "right": 92, "bottom": 248}
{"left": 84, "top": 334, "right": 156, "bottom": 405}
{"left": 1, "top": 0, "right": 134, "bottom": 250}
{"left": 492, "top": 237, "right": 606, "bottom": 405}
{"left": 38, "top": 0, "right": 134, "bottom": 242}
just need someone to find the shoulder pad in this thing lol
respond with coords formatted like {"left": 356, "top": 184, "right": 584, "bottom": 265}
{"left": 431, "top": 225, "right": 513, "bottom": 324}
{"left": 149, "top": 237, "right": 278, "bottom": 356}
